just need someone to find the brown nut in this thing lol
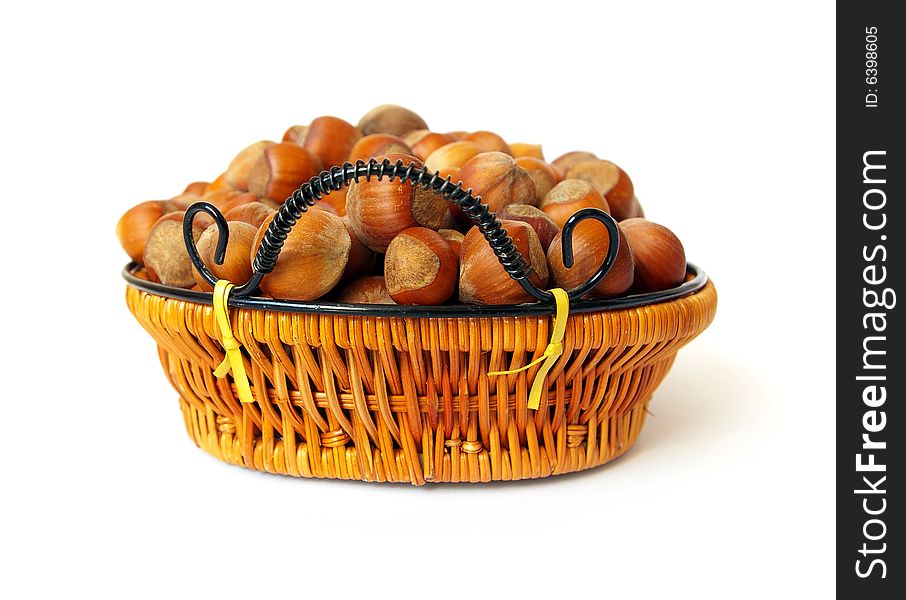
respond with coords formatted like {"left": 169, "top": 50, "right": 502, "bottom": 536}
{"left": 565, "top": 160, "right": 635, "bottom": 220}
{"left": 192, "top": 221, "right": 257, "bottom": 291}
{"left": 514, "top": 156, "right": 559, "bottom": 200}
{"left": 296, "top": 116, "right": 361, "bottom": 168}
{"left": 501, "top": 204, "right": 560, "bottom": 251}
{"left": 551, "top": 150, "right": 598, "bottom": 174}
{"left": 208, "top": 190, "right": 258, "bottom": 214}
{"left": 345, "top": 153, "right": 447, "bottom": 252}
{"left": 458, "top": 219, "right": 548, "bottom": 305}
{"left": 203, "top": 173, "right": 235, "bottom": 196}
{"left": 464, "top": 131, "right": 511, "bottom": 154}
{"left": 282, "top": 125, "right": 307, "bottom": 145}
{"left": 357, "top": 104, "right": 428, "bottom": 137}
{"left": 539, "top": 179, "right": 610, "bottom": 229}
{"left": 340, "top": 216, "right": 377, "bottom": 283}
{"left": 347, "top": 133, "right": 412, "bottom": 163}
{"left": 509, "top": 143, "right": 544, "bottom": 160}
{"left": 183, "top": 181, "right": 209, "bottom": 196}
{"left": 225, "top": 141, "right": 275, "bottom": 191}
{"left": 547, "top": 219, "right": 634, "bottom": 299}
{"left": 384, "top": 227, "right": 458, "bottom": 305}
{"left": 402, "top": 130, "right": 456, "bottom": 161}
{"left": 457, "top": 152, "right": 538, "bottom": 215}
{"left": 247, "top": 142, "right": 323, "bottom": 203}
{"left": 336, "top": 276, "right": 395, "bottom": 304}
{"left": 438, "top": 229, "right": 464, "bottom": 257}
{"left": 619, "top": 218, "right": 686, "bottom": 292}
{"left": 116, "top": 200, "right": 178, "bottom": 263}
{"left": 251, "top": 210, "right": 351, "bottom": 300}
{"left": 424, "top": 140, "right": 481, "bottom": 174}
{"left": 143, "top": 212, "right": 206, "bottom": 288}
{"left": 223, "top": 202, "right": 276, "bottom": 229}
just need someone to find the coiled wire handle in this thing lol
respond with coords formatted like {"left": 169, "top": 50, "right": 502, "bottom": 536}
{"left": 184, "top": 158, "right": 621, "bottom": 303}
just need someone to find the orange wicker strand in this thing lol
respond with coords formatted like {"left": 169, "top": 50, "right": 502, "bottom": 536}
{"left": 127, "top": 280, "right": 716, "bottom": 484}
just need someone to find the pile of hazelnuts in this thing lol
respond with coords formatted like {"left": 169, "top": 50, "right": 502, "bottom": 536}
{"left": 117, "top": 104, "right": 687, "bottom": 305}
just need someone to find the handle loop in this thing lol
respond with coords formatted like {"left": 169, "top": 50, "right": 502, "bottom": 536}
{"left": 184, "top": 159, "right": 621, "bottom": 304}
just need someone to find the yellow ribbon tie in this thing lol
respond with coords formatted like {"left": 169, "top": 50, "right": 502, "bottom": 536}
{"left": 489, "top": 288, "right": 569, "bottom": 410}
{"left": 212, "top": 280, "right": 255, "bottom": 403}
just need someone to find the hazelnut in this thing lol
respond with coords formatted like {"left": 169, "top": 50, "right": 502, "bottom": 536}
{"left": 143, "top": 212, "right": 205, "bottom": 288}
{"left": 459, "top": 219, "right": 548, "bottom": 305}
{"left": 209, "top": 190, "right": 258, "bottom": 214}
{"left": 539, "top": 179, "right": 610, "bottom": 229}
{"left": 438, "top": 228, "right": 464, "bottom": 257}
{"left": 225, "top": 141, "right": 274, "bottom": 191}
{"left": 247, "top": 142, "right": 323, "bottom": 203}
{"left": 424, "top": 141, "right": 481, "bottom": 174}
{"left": 167, "top": 191, "right": 202, "bottom": 211}
{"left": 336, "top": 276, "right": 395, "bottom": 304}
{"left": 347, "top": 134, "right": 411, "bottom": 163}
{"left": 192, "top": 221, "right": 257, "bottom": 291}
{"left": 340, "top": 216, "right": 377, "bottom": 282}
{"left": 183, "top": 181, "right": 209, "bottom": 196}
{"left": 384, "top": 227, "right": 458, "bottom": 305}
{"left": 464, "top": 131, "right": 511, "bottom": 154}
{"left": 565, "top": 160, "right": 635, "bottom": 220}
{"left": 224, "top": 202, "right": 276, "bottom": 229}
{"left": 514, "top": 156, "right": 559, "bottom": 199}
{"left": 357, "top": 104, "right": 428, "bottom": 137}
{"left": 402, "top": 130, "right": 456, "bottom": 161}
{"left": 509, "top": 143, "right": 544, "bottom": 160}
{"left": 456, "top": 152, "right": 537, "bottom": 216}
{"left": 501, "top": 204, "right": 560, "bottom": 251}
{"left": 319, "top": 187, "right": 348, "bottom": 217}
{"left": 551, "top": 150, "right": 598, "bottom": 174}
{"left": 296, "top": 116, "right": 361, "bottom": 168}
{"left": 251, "top": 210, "right": 351, "bottom": 300}
{"left": 282, "top": 125, "right": 307, "bottom": 145}
{"left": 446, "top": 131, "right": 469, "bottom": 140}
{"left": 345, "top": 153, "right": 447, "bottom": 252}
{"left": 116, "top": 200, "right": 177, "bottom": 263}
{"left": 619, "top": 218, "right": 686, "bottom": 292}
{"left": 630, "top": 197, "right": 645, "bottom": 219}
{"left": 547, "top": 219, "right": 634, "bottom": 299}
{"left": 203, "top": 173, "right": 235, "bottom": 196}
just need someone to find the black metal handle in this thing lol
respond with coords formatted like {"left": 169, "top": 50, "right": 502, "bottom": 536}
{"left": 183, "top": 158, "right": 621, "bottom": 303}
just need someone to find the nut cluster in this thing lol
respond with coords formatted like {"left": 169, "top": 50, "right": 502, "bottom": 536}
{"left": 117, "top": 104, "right": 687, "bottom": 304}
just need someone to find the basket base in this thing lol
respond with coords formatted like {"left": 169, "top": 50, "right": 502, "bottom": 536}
{"left": 178, "top": 394, "right": 652, "bottom": 484}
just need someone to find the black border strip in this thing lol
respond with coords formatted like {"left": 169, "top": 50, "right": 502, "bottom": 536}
{"left": 122, "top": 262, "right": 709, "bottom": 317}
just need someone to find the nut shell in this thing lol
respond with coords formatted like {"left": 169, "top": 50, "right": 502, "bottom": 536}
{"left": 251, "top": 210, "right": 351, "bottom": 300}
{"left": 192, "top": 221, "right": 257, "bottom": 291}
{"left": 457, "top": 152, "right": 538, "bottom": 215}
{"left": 509, "top": 143, "right": 544, "bottom": 159}
{"left": 424, "top": 141, "right": 481, "bottom": 174}
{"left": 116, "top": 200, "right": 174, "bottom": 263}
{"left": 225, "top": 141, "right": 274, "bottom": 191}
{"left": 299, "top": 116, "right": 361, "bottom": 168}
{"left": 357, "top": 104, "right": 428, "bottom": 137}
{"left": 402, "top": 130, "right": 456, "bottom": 161}
{"left": 514, "top": 156, "right": 559, "bottom": 200}
{"left": 384, "top": 227, "right": 457, "bottom": 305}
{"left": 464, "top": 131, "right": 511, "bottom": 154}
{"left": 247, "top": 142, "right": 323, "bottom": 203}
{"left": 619, "top": 218, "right": 686, "bottom": 292}
{"left": 547, "top": 219, "right": 634, "bottom": 299}
{"left": 540, "top": 179, "right": 610, "bottom": 229}
{"left": 551, "top": 150, "right": 598, "bottom": 174}
{"left": 565, "top": 160, "right": 635, "bottom": 220}
{"left": 345, "top": 153, "right": 447, "bottom": 252}
{"left": 223, "top": 202, "right": 276, "bottom": 229}
{"left": 501, "top": 204, "right": 560, "bottom": 251}
{"left": 142, "top": 212, "right": 205, "bottom": 288}
{"left": 336, "top": 276, "right": 394, "bottom": 304}
{"left": 347, "top": 134, "right": 411, "bottom": 163}
{"left": 458, "top": 219, "right": 548, "bottom": 305}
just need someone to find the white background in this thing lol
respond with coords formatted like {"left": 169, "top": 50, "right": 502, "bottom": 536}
{"left": 0, "top": 1, "right": 835, "bottom": 598}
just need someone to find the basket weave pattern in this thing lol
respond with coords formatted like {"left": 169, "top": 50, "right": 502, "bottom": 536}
{"left": 127, "top": 281, "right": 716, "bottom": 484}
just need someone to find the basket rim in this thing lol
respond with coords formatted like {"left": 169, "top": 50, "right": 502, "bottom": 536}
{"left": 122, "top": 262, "right": 709, "bottom": 317}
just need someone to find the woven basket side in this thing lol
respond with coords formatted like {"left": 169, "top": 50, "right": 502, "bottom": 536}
{"left": 126, "top": 280, "right": 717, "bottom": 484}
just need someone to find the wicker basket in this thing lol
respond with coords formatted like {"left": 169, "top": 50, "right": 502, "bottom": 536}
{"left": 123, "top": 159, "right": 717, "bottom": 484}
